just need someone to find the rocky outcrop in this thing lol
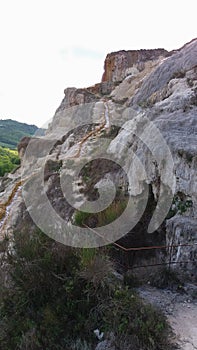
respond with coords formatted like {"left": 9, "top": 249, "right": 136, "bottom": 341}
{"left": 0, "top": 39, "right": 197, "bottom": 278}
{"left": 47, "top": 86, "right": 101, "bottom": 133}
{"left": 86, "top": 81, "right": 115, "bottom": 96}
{"left": 131, "top": 39, "right": 197, "bottom": 106}
{"left": 166, "top": 216, "right": 197, "bottom": 273}
{"left": 17, "top": 136, "right": 32, "bottom": 158}
{"left": 0, "top": 170, "right": 23, "bottom": 239}
{"left": 107, "top": 40, "right": 197, "bottom": 276}
{"left": 56, "top": 87, "right": 100, "bottom": 112}
{"left": 102, "top": 49, "right": 169, "bottom": 83}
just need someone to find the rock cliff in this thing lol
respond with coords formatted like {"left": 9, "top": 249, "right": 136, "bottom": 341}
{"left": 102, "top": 48, "right": 169, "bottom": 83}
{"left": 0, "top": 39, "right": 197, "bottom": 278}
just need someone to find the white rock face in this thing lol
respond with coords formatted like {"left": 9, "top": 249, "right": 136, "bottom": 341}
{"left": 131, "top": 39, "right": 197, "bottom": 105}
{"left": 166, "top": 216, "right": 197, "bottom": 271}
{"left": 0, "top": 39, "right": 196, "bottom": 274}
{"left": 106, "top": 40, "right": 197, "bottom": 274}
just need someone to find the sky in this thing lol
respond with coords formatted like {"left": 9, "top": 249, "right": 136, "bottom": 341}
{"left": 0, "top": 0, "right": 196, "bottom": 127}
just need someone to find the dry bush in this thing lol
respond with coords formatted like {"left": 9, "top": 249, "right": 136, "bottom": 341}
{"left": 79, "top": 253, "right": 115, "bottom": 290}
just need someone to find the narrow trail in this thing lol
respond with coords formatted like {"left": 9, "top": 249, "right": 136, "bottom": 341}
{"left": 170, "top": 304, "right": 197, "bottom": 350}
{"left": 138, "top": 285, "right": 197, "bottom": 350}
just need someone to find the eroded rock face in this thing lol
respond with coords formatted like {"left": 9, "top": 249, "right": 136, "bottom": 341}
{"left": 131, "top": 39, "right": 197, "bottom": 106}
{"left": 107, "top": 40, "right": 197, "bottom": 275}
{"left": 102, "top": 49, "right": 169, "bottom": 83}
{"left": 47, "top": 87, "right": 100, "bottom": 134}
{"left": 166, "top": 216, "right": 197, "bottom": 278}
{"left": 56, "top": 87, "right": 99, "bottom": 111}
{"left": 86, "top": 81, "right": 115, "bottom": 96}
{"left": 17, "top": 136, "right": 32, "bottom": 158}
{"left": 1, "top": 39, "right": 197, "bottom": 277}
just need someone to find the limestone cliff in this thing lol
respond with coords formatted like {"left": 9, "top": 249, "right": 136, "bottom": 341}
{"left": 0, "top": 39, "right": 197, "bottom": 278}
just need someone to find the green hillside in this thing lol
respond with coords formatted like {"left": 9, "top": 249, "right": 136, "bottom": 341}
{"left": 0, "top": 119, "right": 38, "bottom": 149}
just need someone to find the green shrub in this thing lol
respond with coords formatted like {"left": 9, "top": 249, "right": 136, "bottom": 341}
{"left": 167, "top": 194, "right": 193, "bottom": 219}
{"left": 0, "top": 146, "right": 20, "bottom": 176}
{"left": 0, "top": 229, "right": 174, "bottom": 350}
{"left": 73, "top": 199, "right": 127, "bottom": 228}
{"left": 88, "top": 287, "right": 173, "bottom": 350}
{"left": 79, "top": 247, "right": 97, "bottom": 266}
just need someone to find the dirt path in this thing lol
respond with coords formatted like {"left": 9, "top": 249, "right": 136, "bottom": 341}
{"left": 170, "top": 304, "right": 197, "bottom": 350}
{"left": 138, "top": 284, "right": 197, "bottom": 350}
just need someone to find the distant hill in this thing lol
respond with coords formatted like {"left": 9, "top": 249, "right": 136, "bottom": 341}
{"left": 0, "top": 119, "right": 38, "bottom": 149}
